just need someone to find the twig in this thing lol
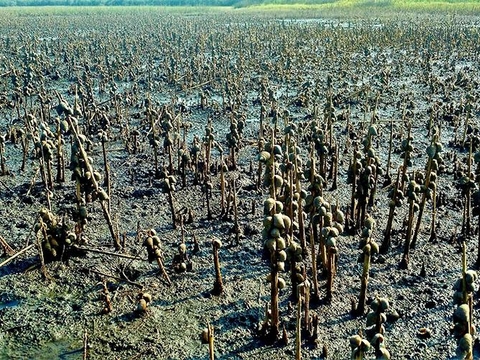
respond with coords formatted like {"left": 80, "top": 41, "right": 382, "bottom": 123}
{"left": 111, "top": 283, "right": 123, "bottom": 302}
{"left": 144, "top": 107, "right": 165, "bottom": 139}
{"left": 184, "top": 79, "right": 213, "bottom": 92}
{"left": 74, "top": 245, "right": 146, "bottom": 261}
{"left": 208, "top": 323, "right": 215, "bottom": 360}
{"left": 101, "top": 281, "right": 113, "bottom": 313}
{"left": 96, "top": 97, "right": 115, "bottom": 107}
{"left": 26, "top": 167, "right": 40, "bottom": 197}
{"left": 156, "top": 255, "right": 172, "bottom": 286}
{"left": 0, "top": 179, "right": 14, "bottom": 193}
{"left": 83, "top": 329, "right": 88, "bottom": 360}
{"left": 86, "top": 267, "right": 143, "bottom": 288}
{"left": 0, "top": 243, "right": 35, "bottom": 268}
{"left": 0, "top": 234, "right": 15, "bottom": 256}
{"left": 120, "top": 267, "right": 144, "bottom": 289}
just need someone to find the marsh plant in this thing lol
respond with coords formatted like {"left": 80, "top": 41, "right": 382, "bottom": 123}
{"left": 354, "top": 216, "right": 379, "bottom": 316}
{"left": 452, "top": 243, "right": 477, "bottom": 360}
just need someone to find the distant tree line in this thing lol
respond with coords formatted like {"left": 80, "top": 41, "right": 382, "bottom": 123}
{"left": 0, "top": 0, "right": 239, "bottom": 6}
{"left": 0, "top": 0, "right": 477, "bottom": 7}
{"left": 0, "top": 0, "right": 340, "bottom": 6}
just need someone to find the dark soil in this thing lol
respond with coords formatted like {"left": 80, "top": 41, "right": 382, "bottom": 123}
{"left": 0, "top": 6, "right": 480, "bottom": 360}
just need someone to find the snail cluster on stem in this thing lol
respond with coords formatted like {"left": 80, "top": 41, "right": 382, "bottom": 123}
{"left": 355, "top": 216, "right": 379, "bottom": 316}
{"left": 452, "top": 242, "right": 477, "bottom": 360}
{"left": 35, "top": 208, "right": 76, "bottom": 262}
{"left": 160, "top": 171, "right": 178, "bottom": 228}
{"left": 399, "top": 177, "right": 421, "bottom": 269}
{"left": 143, "top": 229, "right": 172, "bottom": 286}
{"left": 411, "top": 133, "right": 443, "bottom": 247}
{"left": 172, "top": 242, "right": 192, "bottom": 273}
{"left": 225, "top": 112, "right": 245, "bottom": 170}
{"left": 349, "top": 333, "right": 370, "bottom": 360}
{"left": 473, "top": 151, "right": 480, "bottom": 266}
{"left": 311, "top": 196, "right": 344, "bottom": 301}
{"left": 366, "top": 297, "right": 391, "bottom": 359}
{"left": 0, "top": 133, "right": 8, "bottom": 176}
{"left": 350, "top": 297, "right": 391, "bottom": 359}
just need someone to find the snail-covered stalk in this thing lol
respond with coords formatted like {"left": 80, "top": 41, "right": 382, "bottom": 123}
{"left": 309, "top": 143, "right": 316, "bottom": 188}
{"left": 37, "top": 218, "right": 50, "bottom": 280}
{"left": 204, "top": 118, "right": 213, "bottom": 179}
{"left": 381, "top": 168, "right": 401, "bottom": 254}
{"left": 356, "top": 217, "right": 378, "bottom": 316}
{"left": 319, "top": 144, "right": 326, "bottom": 184}
{"left": 192, "top": 136, "right": 201, "bottom": 185}
{"left": 463, "top": 243, "right": 474, "bottom": 360}
{"left": 357, "top": 245, "right": 371, "bottom": 316}
{"left": 167, "top": 139, "right": 174, "bottom": 176}
{"left": 330, "top": 146, "right": 338, "bottom": 191}
{"left": 318, "top": 216, "right": 327, "bottom": 271}
{"left": 179, "top": 147, "right": 187, "bottom": 188}
{"left": 212, "top": 239, "right": 223, "bottom": 295}
{"left": 232, "top": 179, "right": 240, "bottom": 246}
{"left": 400, "top": 193, "right": 416, "bottom": 270}
{"left": 270, "top": 252, "right": 280, "bottom": 341}
{"left": 311, "top": 313, "right": 319, "bottom": 344}
{"left": 220, "top": 156, "right": 226, "bottom": 216}
{"left": 349, "top": 151, "right": 358, "bottom": 230}
{"left": 325, "top": 89, "right": 335, "bottom": 157}
{"left": 164, "top": 177, "right": 177, "bottom": 229}
{"left": 326, "top": 249, "right": 335, "bottom": 302}
{"left": 427, "top": 104, "right": 435, "bottom": 138}
{"left": 229, "top": 137, "right": 237, "bottom": 172}
{"left": 399, "top": 122, "right": 412, "bottom": 192}
{"left": 204, "top": 177, "right": 212, "bottom": 221}
{"left": 20, "top": 131, "right": 28, "bottom": 172}
{"left": 149, "top": 107, "right": 160, "bottom": 179}
{"left": 224, "top": 182, "right": 231, "bottom": 220}
{"left": 269, "top": 137, "right": 280, "bottom": 341}
{"left": 462, "top": 242, "right": 469, "bottom": 306}
{"left": 384, "top": 119, "right": 394, "bottom": 185}
{"left": 256, "top": 139, "right": 264, "bottom": 191}
{"left": 100, "top": 132, "right": 111, "bottom": 213}
{"left": 464, "top": 143, "right": 473, "bottom": 236}
{"left": 287, "top": 150, "right": 294, "bottom": 227}
{"left": 67, "top": 117, "right": 121, "bottom": 250}
{"left": 289, "top": 245, "right": 300, "bottom": 302}
{"left": 295, "top": 290, "right": 302, "bottom": 360}
{"left": 45, "top": 153, "right": 54, "bottom": 191}
{"left": 476, "top": 194, "right": 480, "bottom": 260}
{"left": 461, "top": 102, "right": 471, "bottom": 148}
{"left": 55, "top": 119, "right": 65, "bottom": 183}
{"left": 310, "top": 226, "right": 320, "bottom": 301}
{"left": 303, "top": 279, "right": 310, "bottom": 334}
{"left": 453, "top": 242, "right": 476, "bottom": 360}
{"left": 429, "top": 180, "right": 438, "bottom": 242}
{"left": 294, "top": 145, "right": 306, "bottom": 252}
{"left": 411, "top": 148, "right": 434, "bottom": 249}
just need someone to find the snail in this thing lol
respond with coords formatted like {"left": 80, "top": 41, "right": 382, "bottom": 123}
{"left": 136, "top": 292, "right": 152, "bottom": 314}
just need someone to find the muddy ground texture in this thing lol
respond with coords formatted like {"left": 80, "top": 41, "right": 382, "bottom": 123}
{"left": 1, "top": 8, "right": 480, "bottom": 360}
